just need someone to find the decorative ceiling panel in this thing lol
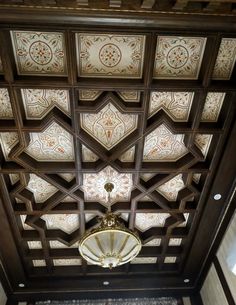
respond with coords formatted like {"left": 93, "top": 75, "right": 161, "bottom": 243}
{"left": 26, "top": 174, "right": 57, "bottom": 203}
{"left": 26, "top": 122, "right": 74, "bottom": 161}
{"left": 9, "top": 173, "right": 20, "bottom": 185}
{"left": 119, "top": 146, "right": 135, "bottom": 162}
{"left": 117, "top": 91, "right": 141, "bottom": 102}
{"left": 131, "top": 257, "right": 157, "bottom": 264}
{"left": 20, "top": 215, "right": 35, "bottom": 230}
{"left": 21, "top": 89, "right": 70, "bottom": 119}
{"left": 80, "top": 103, "right": 138, "bottom": 149}
{"left": 27, "top": 241, "right": 43, "bottom": 249}
{"left": 33, "top": 260, "right": 46, "bottom": 267}
{"left": 58, "top": 173, "right": 75, "bottom": 182}
{"left": 149, "top": 92, "right": 194, "bottom": 121}
{"left": 41, "top": 214, "right": 80, "bottom": 234}
{"left": 143, "top": 124, "right": 187, "bottom": 162}
{"left": 79, "top": 90, "right": 102, "bottom": 101}
{"left": 76, "top": 33, "right": 145, "bottom": 78}
{"left": 0, "top": 88, "right": 13, "bottom": 119}
{"left": 156, "top": 174, "right": 185, "bottom": 201}
{"left": 83, "top": 166, "right": 133, "bottom": 204}
{"left": 81, "top": 145, "right": 99, "bottom": 162}
{"left": 169, "top": 238, "right": 182, "bottom": 246}
{"left": 164, "top": 257, "right": 177, "bottom": 264}
{"left": 154, "top": 36, "right": 206, "bottom": 79}
{"left": 0, "top": 132, "right": 18, "bottom": 160}
{"left": 11, "top": 31, "right": 67, "bottom": 76}
{"left": 194, "top": 134, "right": 213, "bottom": 158}
{"left": 135, "top": 213, "right": 170, "bottom": 232}
{"left": 212, "top": 38, "right": 236, "bottom": 80}
{"left": 201, "top": 92, "right": 225, "bottom": 122}
{"left": 144, "top": 239, "right": 162, "bottom": 246}
{"left": 49, "top": 241, "right": 79, "bottom": 249}
{"left": 53, "top": 259, "right": 82, "bottom": 266}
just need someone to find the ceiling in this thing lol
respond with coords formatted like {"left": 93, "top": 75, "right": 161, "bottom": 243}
{"left": 0, "top": 1, "right": 236, "bottom": 303}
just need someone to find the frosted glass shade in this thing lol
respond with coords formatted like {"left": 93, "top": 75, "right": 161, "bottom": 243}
{"left": 79, "top": 213, "right": 142, "bottom": 268}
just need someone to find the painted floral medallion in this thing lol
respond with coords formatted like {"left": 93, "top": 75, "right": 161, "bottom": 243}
{"left": 82, "top": 166, "right": 133, "bottom": 204}
{"left": 81, "top": 103, "right": 138, "bottom": 150}
{"left": 156, "top": 174, "right": 185, "bottom": 201}
{"left": 76, "top": 33, "right": 145, "bottom": 78}
{"left": 11, "top": 31, "right": 67, "bottom": 76}
{"left": 201, "top": 92, "right": 225, "bottom": 122}
{"left": 154, "top": 36, "right": 206, "bottom": 79}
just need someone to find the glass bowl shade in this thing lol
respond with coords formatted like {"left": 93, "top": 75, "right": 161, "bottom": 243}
{"left": 79, "top": 214, "right": 142, "bottom": 268}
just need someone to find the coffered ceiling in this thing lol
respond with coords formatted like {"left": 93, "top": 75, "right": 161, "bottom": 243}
{"left": 0, "top": 2, "right": 235, "bottom": 303}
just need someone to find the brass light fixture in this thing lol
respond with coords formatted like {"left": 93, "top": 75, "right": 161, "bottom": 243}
{"left": 79, "top": 183, "right": 142, "bottom": 269}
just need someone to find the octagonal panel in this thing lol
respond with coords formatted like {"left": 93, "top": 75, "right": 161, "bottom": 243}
{"left": 143, "top": 124, "right": 188, "bottom": 162}
{"left": 0, "top": 89, "right": 13, "bottom": 119}
{"left": 21, "top": 89, "right": 70, "bottom": 119}
{"left": 76, "top": 33, "right": 145, "bottom": 78}
{"left": 149, "top": 91, "right": 194, "bottom": 121}
{"left": 83, "top": 166, "right": 133, "bottom": 204}
{"left": 154, "top": 36, "right": 206, "bottom": 79}
{"left": 80, "top": 102, "right": 138, "bottom": 150}
{"left": 212, "top": 38, "right": 236, "bottom": 80}
{"left": 26, "top": 122, "right": 74, "bottom": 161}
{"left": 156, "top": 174, "right": 185, "bottom": 201}
{"left": 11, "top": 31, "right": 67, "bottom": 76}
{"left": 135, "top": 213, "right": 170, "bottom": 232}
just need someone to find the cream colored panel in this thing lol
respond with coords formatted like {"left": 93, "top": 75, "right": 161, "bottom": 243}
{"left": 217, "top": 211, "right": 236, "bottom": 303}
{"left": 201, "top": 264, "right": 228, "bottom": 305}
{"left": 0, "top": 282, "right": 7, "bottom": 305}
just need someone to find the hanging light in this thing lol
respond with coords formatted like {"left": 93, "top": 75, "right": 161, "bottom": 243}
{"left": 79, "top": 183, "right": 142, "bottom": 269}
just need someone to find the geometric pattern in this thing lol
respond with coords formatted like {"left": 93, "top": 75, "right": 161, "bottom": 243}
{"left": 201, "top": 92, "right": 225, "bottom": 122}
{"left": 0, "top": 88, "right": 13, "bottom": 118}
{"left": 135, "top": 213, "right": 170, "bottom": 232}
{"left": 149, "top": 91, "right": 194, "bottom": 121}
{"left": 143, "top": 124, "right": 188, "bottom": 162}
{"left": 79, "top": 90, "right": 102, "bottom": 101}
{"left": 26, "top": 174, "right": 57, "bottom": 203}
{"left": 26, "top": 122, "right": 74, "bottom": 161}
{"left": 194, "top": 134, "right": 213, "bottom": 158}
{"left": 80, "top": 103, "right": 138, "bottom": 150}
{"left": 212, "top": 38, "right": 236, "bottom": 80}
{"left": 0, "top": 132, "right": 19, "bottom": 160}
{"left": 76, "top": 33, "right": 145, "bottom": 78}
{"left": 83, "top": 166, "right": 133, "bottom": 204}
{"left": 156, "top": 174, "right": 185, "bottom": 201}
{"left": 117, "top": 91, "right": 141, "bottom": 102}
{"left": 11, "top": 31, "right": 67, "bottom": 76}
{"left": 21, "top": 89, "right": 70, "bottom": 119}
{"left": 154, "top": 36, "right": 206, "bottom": 79}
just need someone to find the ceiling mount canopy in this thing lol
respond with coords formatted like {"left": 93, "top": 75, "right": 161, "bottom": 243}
{"left": 79, "top": 183, "right": 142, "bottom": 269}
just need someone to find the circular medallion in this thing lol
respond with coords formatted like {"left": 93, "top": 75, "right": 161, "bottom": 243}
{"left": 99, "top": 43, "right": 122, "bottom": 67}
{"left": 29, "top": 41, "right": 53, "bottom": 65}
{"left": 167, "top": 45, "right": 189, "bottom": 69}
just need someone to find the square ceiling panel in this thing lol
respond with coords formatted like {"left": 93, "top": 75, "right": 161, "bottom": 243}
{"left": 154, "top": 36, "right": 206, "bottom": 79}
{"left": 11, "top": 31, "right": 67, "bottom": 76}
{"left": 76, "top": 33, "right": 145, "bottom": 78}
{"left": 0, "top": 88, "right": 13, "bottom": 119}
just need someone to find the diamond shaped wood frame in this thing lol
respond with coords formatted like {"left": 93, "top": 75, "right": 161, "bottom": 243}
{"left": 0, "top": 21, "right": 235, "bottom": 300}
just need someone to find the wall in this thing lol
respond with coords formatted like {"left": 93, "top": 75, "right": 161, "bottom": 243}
{"left": 0, "top": 282, "right": 7, "bottom": 305}
{"left": 201, "top": 211, "right": 236, "bottom": 305}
